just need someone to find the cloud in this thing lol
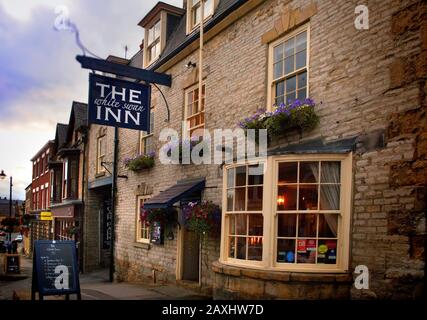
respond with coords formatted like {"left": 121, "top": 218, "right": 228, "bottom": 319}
{"left": 0, "top": 0, "right": 183, "bottom": 199}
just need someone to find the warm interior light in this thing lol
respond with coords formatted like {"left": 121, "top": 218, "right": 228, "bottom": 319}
{"left": 277, "top": 195, "right": 286, "bottom": 205}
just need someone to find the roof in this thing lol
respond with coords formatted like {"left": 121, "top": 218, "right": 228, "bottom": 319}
{"left": 65, "top": 101, "right": 88, "bottom": 143}
{"left": 55, "top": 123, "right": 68, "bottom": 150}
{"left": 30, "top": 140, "right": 55, "bottom": 161}
{"left": 150, "top": 0, "right": 247, "bottom": 70}
{"left": 144, "top": 178, "right": 205, "bottom": 209}
{"left": 268, "top": 137, "right": 357, "bottom": 156}
{"left": 138, "top": 2, "right": 185, "bottom": 28}
{"left": 71, "top": 101, "right": 88, "bottom": 130}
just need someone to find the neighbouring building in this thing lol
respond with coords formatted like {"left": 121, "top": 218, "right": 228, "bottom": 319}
{"left": 49, "top": 102, "right": 88, "bottom": 269}
{"left": 110, "top": 0, "right": 426, "bottom": 300}
{"left": 29, "top": 140, "right": 54, "bottom": 251}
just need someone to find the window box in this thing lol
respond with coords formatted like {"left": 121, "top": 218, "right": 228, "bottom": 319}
{"left": 238, "top": 98, "right": 319, "bottom": 142}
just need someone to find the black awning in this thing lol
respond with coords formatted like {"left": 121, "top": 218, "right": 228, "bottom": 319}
{"left": 268, "top": 137, "right": 357, "bottom": 156}
{"left": 88, "top": 176, "right": 112, "bottom": 190}
{"left": 143, "top": 178, "right": 205, "bottom": 209}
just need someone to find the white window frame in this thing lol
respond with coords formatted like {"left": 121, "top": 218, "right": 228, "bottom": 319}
{"left": 220, "top": 154, "right": 352, "bottom": 273}
{"left": 184, "top": 82, "right": 205, "bottom": 139}
{"left": 186, "top": 0, "right": 217, "bottom": 33}
{"left": 267, "top": 23, "right": 310, "bottom": 111}
{"left": 136, "top": 195, "right": 151, "bottom": 244}
{"left": 97, "top": 135, "right": 106, "bottom": 174}
{"left": 143, "top": 15, "right": 166, "bottom": 68}
{"left": 139, "top": 110, "right": 154, "bottom": 155}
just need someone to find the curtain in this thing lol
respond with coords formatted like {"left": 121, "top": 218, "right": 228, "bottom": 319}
{"left": 309, "top": 162, "right": 339, "bottom": 236}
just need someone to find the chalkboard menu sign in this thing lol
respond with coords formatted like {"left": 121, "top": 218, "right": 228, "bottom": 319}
{"left": 4, "top": 254, "right": 20, "bottom": 274}
{"left": 31, "top": 240, "right": 81, "bottom": 300}
{"left": 103, "top": 199, "right": 112, "bottom": 249}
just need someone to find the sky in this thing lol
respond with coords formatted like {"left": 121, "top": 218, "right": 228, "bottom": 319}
{"left": 0, "top": 0, "right": 182, "bottom": 200}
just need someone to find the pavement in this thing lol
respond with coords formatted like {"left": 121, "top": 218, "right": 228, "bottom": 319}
{"left": 0, "top": 256, "right": 210, "bottom": 300}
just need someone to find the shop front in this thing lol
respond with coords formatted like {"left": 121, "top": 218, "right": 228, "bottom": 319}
{"left": 51, "top": 201, "right": 82, "bottom": 268}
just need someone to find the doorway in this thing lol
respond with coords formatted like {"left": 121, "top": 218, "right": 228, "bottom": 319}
{"left": 181, "top": 229, "right": 200, "bottom": 281}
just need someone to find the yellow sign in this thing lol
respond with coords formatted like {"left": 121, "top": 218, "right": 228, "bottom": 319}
{"left": 40, "top": 212, "right": 52, "bottom": 221}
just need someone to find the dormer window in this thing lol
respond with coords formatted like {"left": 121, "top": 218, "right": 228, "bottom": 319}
{"left": 139, "top": 3, "right": 184, "bottom": 69}
{"left": 187, "top": 0, "right": 216, "bottom": 32}
{"left": 147, "top": 20, "right": 161, "bottom": 63}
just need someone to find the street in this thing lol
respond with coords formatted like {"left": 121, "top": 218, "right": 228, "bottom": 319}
{"left": 0, "top": 256, "right": 210, "bottom": 300}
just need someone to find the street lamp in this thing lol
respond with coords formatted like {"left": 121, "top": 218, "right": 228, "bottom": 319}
{"left": 0, "top": 170, "right": 13, "bottom": 242}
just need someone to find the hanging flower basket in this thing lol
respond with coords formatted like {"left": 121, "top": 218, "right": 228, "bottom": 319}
{"left": 124, "top": 152, "right": 155, "bottom": 172}
{"left": 140, "top": 207, "right": 178, "bottom": 230}
{"left": 238, "top": 98, "right": 319, "bottom": 142}
{"left": 182, "top": 201, "right": 221, "bottom": 237}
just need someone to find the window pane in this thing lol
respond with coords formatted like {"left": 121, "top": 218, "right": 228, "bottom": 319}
{"left": 277, "top": 185, "right": 297, "bottom": 210}
{"left": 297, "top": 71, "right": 307, "bottom": 88}
{"left": 278, "top": 214, "right": 296, "bottom": 237}
{"left": 297, "top": 88, "right": 307, "bottom": 100}
{"left": 248, "top": 237, "right": 263, "bottom": 261}
{"left": 234, "top": 188, "right": 245, "bottom": 211}
{"left": 321, "top": 161, "right": 341, "bottom": 183}
{"left": 296, "top": 31, "right": 307, "bottom": 52}
{"left": 204, "top": 0, "right": 213, "bottom": 17}
{"left": 286, "top": 76, "right": 296, "bottom": 93}
{"left": 229, "top": 215, "right": 235, "bottom": 235}
{"left": 248, "top": 164, "right": 264, "bottom": 185}
{"left": 274, "top": 61, "right": 283, "bottom": 79}
{"left": 284, "top": 56, "right": 294, "bottom": 74}
{"left": 277, "top": 239, "right": 295, "bottom": 263}
{"left": 227, "top": 168, "right": 235, "bottom": 188}
{"left": 300, "top": 161, "right": 318, "bottom": 183}
{"left": 248, "top": 214, "right": 263, "bottom": 236}
{"left": 275, "top": 81, "right": 285, "bottom": 99}
{"left": 285, "top": 91, "right": 296, "bottom": 104}
{"left": 318, "top": 214, "right": 338, "bottom": 238}
{"left": 274, "top": 43, "right": 284, "bottom": 63}
{"left": 320, "top": 185, "right": 340, "bottom": 210}
{"left": 317, "top": 239, "right": 337, "bottom": 264}
{"left": 236, "top": 237, "right": 247, "bottom": 259}
{"left": 227, "top": 189, "right": 234, "bottom": 211}
{"left": 235, "top": 214, "right": 247, "bottom": 235}
{"left": 296, "top": 50, "right": 306, "bottom": 69}
{"left": 284, "top": 38, "right": 294, "bottom": 57}
{"left": 297, "top": 239, "right": 316, "bottom": 263}
{"left": 228, "top": 237, "right": 235, "bottom": 258}
{"left": 299, "top": 184, "right": 318, "bottom": 210}
{"left": 298, "top": 214, "right": 317, "bottom": 237}
{"left": 235, "top": 166, "right": 246, "bottom": 186}
{"left": 278, "top": 162, "right": 297, "bottom": 183}
{"left": 275, "top": 95, "right": 284, "bottom": 106}
{"left": 247, "top": 186, "right": 263, "bottom": 211}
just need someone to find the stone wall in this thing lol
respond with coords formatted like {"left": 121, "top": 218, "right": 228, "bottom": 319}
{"left": 114, "top": 0, "right": 425, "bottom": 298}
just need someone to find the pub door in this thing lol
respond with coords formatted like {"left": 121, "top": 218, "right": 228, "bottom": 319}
{"left": 182, "top": 229, "right": 200, "bottom": 282}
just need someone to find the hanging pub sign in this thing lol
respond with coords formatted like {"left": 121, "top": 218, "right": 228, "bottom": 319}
{"left": 88, "top": 73, "right": 151, "bottom": 131}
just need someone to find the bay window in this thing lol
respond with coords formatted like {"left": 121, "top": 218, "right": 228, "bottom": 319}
{"left": 221, "top": 154, "right": 352, "bottom": 272}
{"left": 225, "top": 164, "right": 264, "bottom": 262}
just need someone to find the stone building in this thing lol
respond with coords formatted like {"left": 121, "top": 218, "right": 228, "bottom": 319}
{"left": 112, "top": 0, "right": 426, "bottom": 299}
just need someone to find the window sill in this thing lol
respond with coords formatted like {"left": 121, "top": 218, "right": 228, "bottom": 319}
{"left": 134, "top": 241, "right": 150, "bottom": 250}
{"left": 212, "top": 261, "right": 352, "bottom": 283}
{"left": 95, "top": 172, "right": 106, "bottom": 178}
